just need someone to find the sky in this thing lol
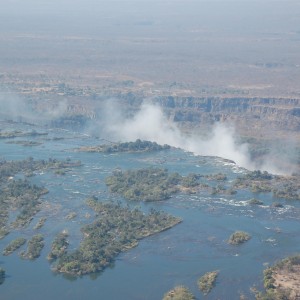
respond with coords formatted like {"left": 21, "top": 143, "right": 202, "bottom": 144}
{"left": 1, "top": 0, "right": 299, "bottom": 36}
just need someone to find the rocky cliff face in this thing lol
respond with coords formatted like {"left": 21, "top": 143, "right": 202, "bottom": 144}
{"left": 149, "top": 96, "right": 300, "bottom": 137}
{"left": 35, "top": 94, "right": 300, "bottom": 140}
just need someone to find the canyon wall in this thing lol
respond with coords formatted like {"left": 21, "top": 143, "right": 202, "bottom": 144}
{"left": 150, "top": 96, "right": 300, "bottom": 137}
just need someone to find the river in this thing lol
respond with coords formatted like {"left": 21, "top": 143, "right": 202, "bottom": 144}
{"left": 0, "top": 121, "right": 300, "bottom": 299}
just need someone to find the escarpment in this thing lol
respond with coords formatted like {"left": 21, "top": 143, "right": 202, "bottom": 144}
{"left": 149, "top": 96, "right": 300, "bottom": 137}
{"left": 32, "top": 94, "right": 300, "bottom": 140}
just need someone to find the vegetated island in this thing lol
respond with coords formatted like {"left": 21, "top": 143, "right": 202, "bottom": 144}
{"left": 0, "top": 130, "right": 48, "bottom": 139}
{"left": 47, "top": 231, "right": 69, "bottom": 261}
{"left": 65, "top": 212, "right": 77, "bottom": 220}
{"left": 106, "top": 168, "right": 180, "bottom": 201}
{"left": 33, "top": 217, "right": 47, "bottom": 230}
{"left": 0, "top": 157, "right": 81, "bottom": 239}
{"left": 0, "top": 157, "right": 81, "bottom": 183}
{"left": 76, "top": 139, "right": 171, "bottom": 153}
{"left": 105, "top": 167, "right": 210, "bottom": 201}
{"left": 20, "top": 234, "right": 44, "bottom": 260}
{"left": 233, "top": 170, "right": 300, "bottom": 200}
{"left": 248, "top": 198, "right": 264, "bottom": 205}
{"left": 198, "top": 270, "right": 219, "bottom": 295}
{"left": 162, "top": 285, "right": 195, "bottom": 300}
{"left": 51, "top": 197, "right": 181, "bottom": 276}
{"left": 203, "top": 168, "right": 300, "bottom": 201}
{"left": 108, "top": 166, "right": 300, "bottom": 202}
{"left": 0, "top": 179, "right": 47, "bottom": 239}
{"left": 2, "top": 237, "right": 27, "bottom": 256}
{"left": 5, "top": 140, "right": 43, "bottom": 147}
{"left": 256, "top": 255, "right": 300, "bottom": 300}
{"left": 228, "top": 231, "right": 251, "bottom": 245}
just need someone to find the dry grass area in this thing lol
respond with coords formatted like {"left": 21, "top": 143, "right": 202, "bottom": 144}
{"left": 273, "top": 265, "right": 300, "bottom": 299}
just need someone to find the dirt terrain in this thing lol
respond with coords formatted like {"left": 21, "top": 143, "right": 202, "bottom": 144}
{"left": 273, "top": 266, "right": 300, "bottom": 300}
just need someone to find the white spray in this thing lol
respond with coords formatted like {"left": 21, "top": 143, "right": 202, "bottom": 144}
{"left": 95, "top": 102, "right": 254, "bottom": 170}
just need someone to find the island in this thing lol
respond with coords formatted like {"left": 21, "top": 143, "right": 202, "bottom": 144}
{"left": 33, "top": 217, "right": 47, "bottom": 230}
{"left": 105, "top": 166, "right": 293, "bottom": 203}
{"left": 0, "top": 179, "right": 47, "bottom": 236}
{"left": 162, "top": 286, "right": 195, "bottom": 300}
{"left": 105, "top": 168, "right": 181, "bottom": 201}
{"left": 0, "top": 157, "right": 82, "bottom": 238}
{"left": 76, "top": 139, "right": 171, "bottom": 153}
{"left": 2, "top": 237, "right": 27, "bottom": 256}
{"left": 105, "top": 167, "right": 216, "bottom": 201}
{"left": 0, "top": 157, "right": 81, "bottom": 184}
{"left": 228, "top": 231, "right": 251, "bottom": 245}
{"left": 20, "top": 234, "right": 44, "bottom": 260}
{"left": 105, "top": 167, "right": 241, "bottom": 201}
{"left": 6, "top": 140, "right": 43, "bottom": 147}
{"left": 0, "top": 130, "right": 48, "bottom": 139}
{"left": 248, "top": 198, "right": 264, "bottom": 205}
{"left": 51, "top": 197, "right": 181, "bottom": 276}
{"left": 47, "top": 231, "right": 69, "bottom": 261}
{"left": 65, "top": 212, "right": 77, "bottom": 220}
{"left": 198, "top": 270, "right": 219, "bottom": 295}
{"left": 233, "top": 170, "right": 300, "bottom": 200}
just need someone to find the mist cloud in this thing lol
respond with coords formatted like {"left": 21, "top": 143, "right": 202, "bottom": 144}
{"left": 90, "top": 101, "right": 255, "bottom": 170}
{"left": 89, "top": 100, "right": 299, "bottom": 175}
{"left": 0, "top": 92, "right": 68, "bottom": 124}
{"left": 0, "top": 93, "right": 35, "bottom": 122}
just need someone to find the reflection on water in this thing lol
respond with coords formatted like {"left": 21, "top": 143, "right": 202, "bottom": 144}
{"left": 0, "top": 122, "right": 300, "bottom": 299}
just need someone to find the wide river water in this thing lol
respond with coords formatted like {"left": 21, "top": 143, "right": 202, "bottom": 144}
{"left": 0, "top": 121, "right": 300, "bottom": 300}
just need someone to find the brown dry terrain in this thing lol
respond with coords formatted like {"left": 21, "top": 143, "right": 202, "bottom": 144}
{"left": 273, "top": 266, "right": 300, "bottom": 300}
{"left": 0, "top": 1, "right": 300, "bottom": 98}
